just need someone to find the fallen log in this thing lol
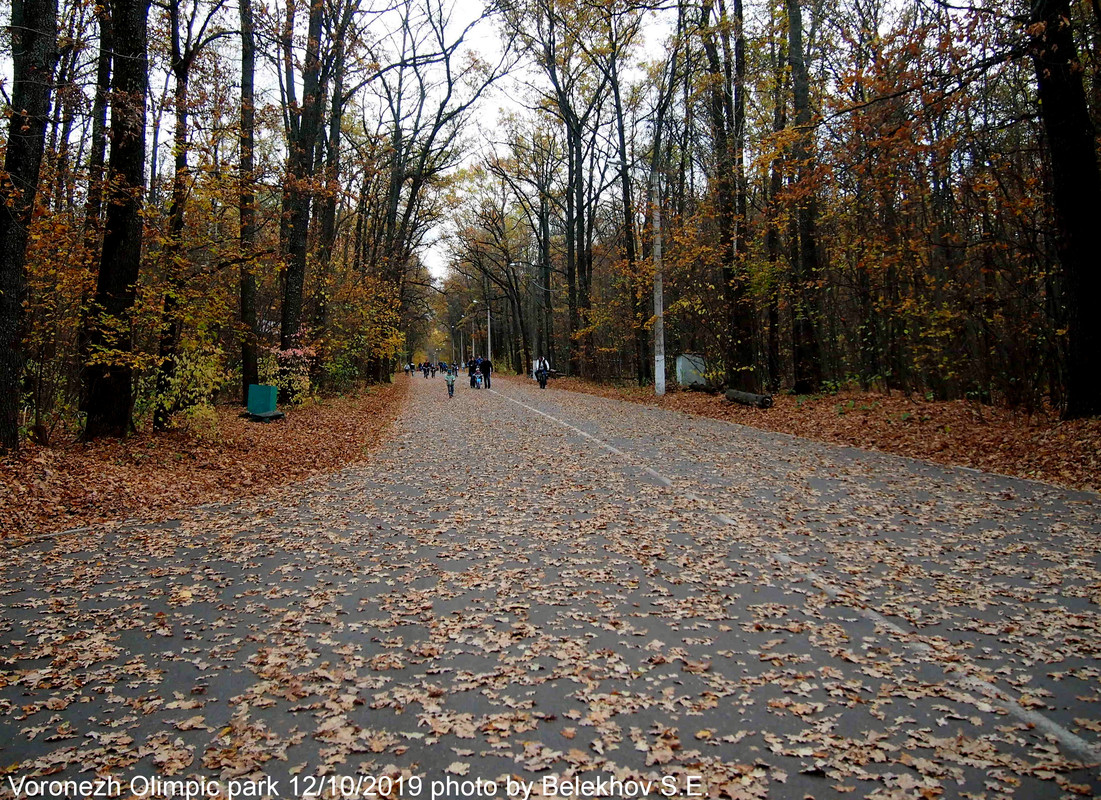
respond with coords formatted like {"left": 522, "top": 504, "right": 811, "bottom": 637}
{"left": 725, "top": 389, "right": 773, "bottom": 409}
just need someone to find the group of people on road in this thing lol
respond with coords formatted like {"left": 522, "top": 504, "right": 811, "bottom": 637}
{"left": 403, "top": 356, "right": 494, "bottom": 398}
{"left": 404, "top": 355, "right": 553, "bottom": 397}
{"left": 466, "top": 356, "right": 492, "bottom": 390}
{"left": 405, "top": 361, "right": 449, "bottom": 379}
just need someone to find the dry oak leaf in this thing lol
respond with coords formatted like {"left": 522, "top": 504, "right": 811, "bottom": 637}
{"left": 681, "top": 659, "right": 712, "bottom": 674}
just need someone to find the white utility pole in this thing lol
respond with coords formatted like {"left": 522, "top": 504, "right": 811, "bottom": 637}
{"left": 653, "top": 180, "right": 666, "bottom": 396}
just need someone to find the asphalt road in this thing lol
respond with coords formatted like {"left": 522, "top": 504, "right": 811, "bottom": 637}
{"left": 2, "top": 375, "right": 1099, "bottom": 800}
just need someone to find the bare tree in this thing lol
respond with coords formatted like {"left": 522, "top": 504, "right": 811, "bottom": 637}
{"left": 453, "top": 171, "right": 534, "bottom": 374}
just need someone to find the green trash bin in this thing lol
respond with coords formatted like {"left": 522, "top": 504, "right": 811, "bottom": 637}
{"left": 246, "top": 384, "right": 283, "bottom": 421}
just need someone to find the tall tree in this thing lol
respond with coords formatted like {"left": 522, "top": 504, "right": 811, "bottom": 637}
{"left": 0, "top": 0, "right": 60, "bottom": 451}
{"left": 281, "top": 0, "right": 325, "bottom": 351}
{"left": 763, "top": 0, "right": 787, "bottom": 391}
{"left": 81, "top": 5, "right": 112, "bottom": 249}
{"left": 647, "top": 11, "right": 682, "bottom": 396}
{"left": 153, "top": 0, "right": 229, "bottom": 430}
{"left": 503, "top": 0, "right": 610, "bottom": 375}
{"left": 81, "top": 0, "right": 151, "bottom": 438}
{"left": 699, "top": 0, "right": 754, "bottom": 390}
{"left": 315, "top": 0, "right": 359, "bottom": 284}
{"left": 368, "top": 0, "right": 509, "bottom": 332}
{"left": 239, "top": 0, "right": 259, "bottom": 400}
{"left": 584, "top": 0, "right": 647, "bottom": 385}
{"left": 785, "top": 0, "right": 822, "bottom": 393}
{"left": 453, "top": 171, "right": 534, "bottom": 374}
{"left": 1029, "top": 0, "right": 1101, "bottom": 418}
{"left": 485, "top": 121, "right": 562, "bottom": 367}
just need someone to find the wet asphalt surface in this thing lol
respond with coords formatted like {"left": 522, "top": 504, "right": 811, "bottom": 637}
{"left": 1, "top": 375, "right": 1099, "bottom": 799}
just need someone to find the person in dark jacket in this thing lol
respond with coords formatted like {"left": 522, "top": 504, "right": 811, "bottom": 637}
{"left": 534, "top": 356, "right": 550, "bottom": 389}
{"left": 468, "top": 358, "right": 477, "bottom": 388}
{"left": 481, "top": 357, "right": 492, "bottom": 389}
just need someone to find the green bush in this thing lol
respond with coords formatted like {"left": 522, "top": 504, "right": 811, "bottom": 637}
{"left": 147, "top": 345, "right": 229, "bottom": 434}
{"left": 259, "top": 346, "right": 315, "bottom": 405}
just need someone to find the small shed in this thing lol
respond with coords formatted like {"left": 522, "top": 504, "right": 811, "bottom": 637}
{"left": 675, "top": 354, "right": 707, "bottom": 388}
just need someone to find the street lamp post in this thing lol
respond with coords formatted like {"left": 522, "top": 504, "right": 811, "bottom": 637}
{"left": 652, "top": 172, "right": 666, "bottom": 397}
{"left": 469, "top": 300, "right": 478, "bottom": 358}
{"left": 456, "top": 307, "right": 484, "bottom": 364}
{"left": 472, "top": 299, "right": 491, "bottom": 364}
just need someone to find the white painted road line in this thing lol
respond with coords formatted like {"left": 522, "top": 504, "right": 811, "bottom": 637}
{"left": 490, "top": 386, "right": 1101, "bottom": 766}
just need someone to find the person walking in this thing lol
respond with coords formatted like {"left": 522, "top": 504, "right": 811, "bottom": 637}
{"left": 481, "top": 357, "right": 492, "bottom": 389}
{"left": 534, "top": 356, "right": 550, "bottom": 389}
{"left": 468, "top": 358, "right": 477, "bottom": 389}
{"left": 444, "top": 369, "right": 456, "bottom": 398}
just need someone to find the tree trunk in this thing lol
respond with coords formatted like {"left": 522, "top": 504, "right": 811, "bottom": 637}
{"left": 49, "top": 24, "right": 76, "bottom": 213}
{"left": 578, "top": 132, "right": 596, "bottom": 377}
{"left": 314, "top": 17, "right": 349, "bottom": 339}
{"left": 0, "top": 0, "right": 59, "bottom": 452}
{"left": 786, "top": 0, "right": 822, "bottom": 393}
{"left": 1030, "top": 0, "right": 1101, "bottom": 418}
{"left": 701, "top": 0, "right": 754, "bottom": 391}
{"left": 648, "top": 19, "right": 679, "bottom": 397}
{"left": 765, "top": 13, "right": 786, "bottom": 392}
{"left": 153, "top": 4, "right": 191, "bottom": 431}
{"left": 239, "top": 0, "right": 259, "bottom": 400}
{"left": 575, "top": 134, "right": 590, "bottom": 375}
{"left": 539, "top": 191, "right": 555, "bottom": 365}
{"left": 82, "top": 8, "right": 111, "bottom": 250}
{"left": 81, "top": 0, "right": 150, "bottom": 439}
{"left": 608, "top": 53, "right": 646, "bottom": 386}
{"left": 509, "top": 283, "right": 531, "bottom": 375}
{"left": 317, "top": 0, "right": 355, "bottom": 277}
{"left": 730, "top": 0, "right": 753, "bottom": 391}
{"left": 565, "top": 140, "right": 578, "bottom": 375}
{"left": 281, "top": 0, "right": 324, "bottom": 351}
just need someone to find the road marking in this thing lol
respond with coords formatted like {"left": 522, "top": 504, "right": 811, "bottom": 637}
{"left": 490, "top": 388, "right": 672, "bottom": 487}
{"left": 490, "top": 386, "right": 1101, "bottom": 765}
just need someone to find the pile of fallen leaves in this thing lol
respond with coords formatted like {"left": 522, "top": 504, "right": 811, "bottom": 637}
{"left": 548, "top": 376, "right": 1101, "bottom": 492}
{"left": 0, "top": 381, "right": 407, "bottom": 544}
